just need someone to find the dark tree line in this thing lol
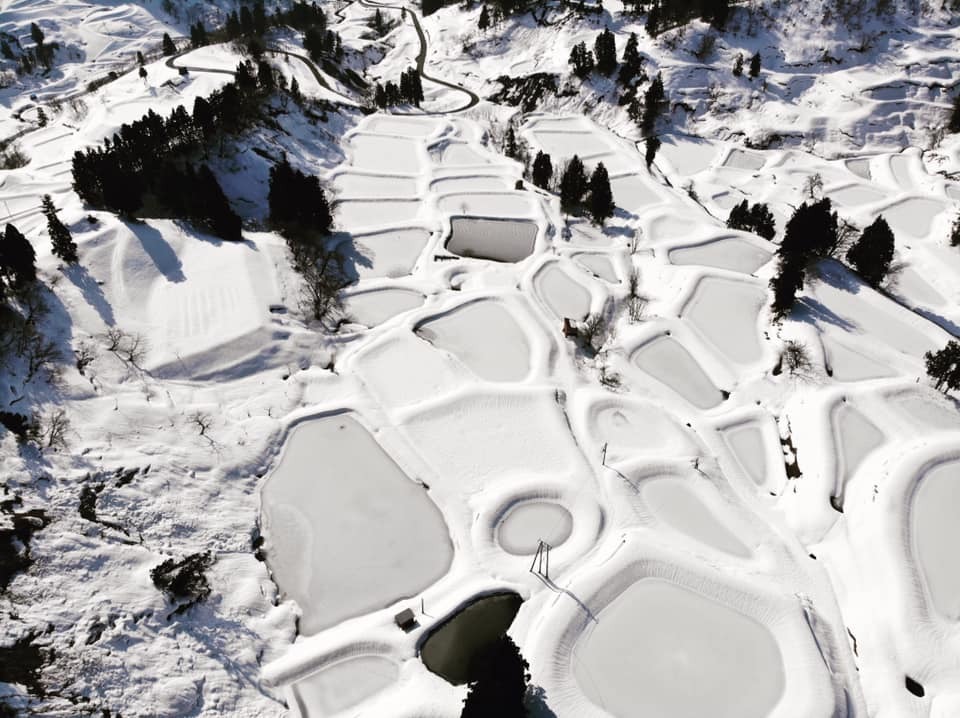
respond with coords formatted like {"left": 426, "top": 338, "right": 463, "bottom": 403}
{"left": 268, "top": 159, "right": 347, "bottom": 322}
{"left": 727, "top": 200, "right": 776, "bottom": 240}
{"left": 556, "top": 156, "right": 616, "bottom": 225}
{"left": 2, "top": 23, "right": 58, "bottom": 74}
{"left": 374, "top": 67, "right": 424, "bottom": 108}
{"left": 70, "top": 65, "right": 282, "bottom": 239}
{"left": 642, "top": 0, "right": 730, "bottom": 36}
{"left": 769, "top": 198, "right": 896, "bottom": 320}
{"left": 460, "top": 635, "right": 530, "bottom": 718}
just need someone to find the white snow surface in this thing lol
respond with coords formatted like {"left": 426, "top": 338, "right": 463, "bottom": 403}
{"left": 2, "top": 0, "right": 960, "bottom": 717}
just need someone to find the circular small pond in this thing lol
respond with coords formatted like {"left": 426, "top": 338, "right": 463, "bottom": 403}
{"left": 420, "top": 592, "right": 523, "bottom": 685}
{"left": 497, "top": 501, "right": 572, "bottom": 555}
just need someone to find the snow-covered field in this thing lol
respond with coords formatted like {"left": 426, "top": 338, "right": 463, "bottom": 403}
{"left": 2, "top": 0, "right": 960, "bottom": 716}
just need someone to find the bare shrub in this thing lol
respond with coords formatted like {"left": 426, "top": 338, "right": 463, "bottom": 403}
{"left": 102, "top": 328, "right": 148, "bottom": 367}
{"left": 783, "top": 340, "right": 813, "bottom": 376}
{"left": 74, "top": 340, "right": 97, "bottom": 376}
{"left": 188, "top": 411, "right": 213, "bottom": 437}
{"left": 0, "top": 144, "right": 28, "bottom": 169}
{"left": 803, "top": 173, "right": 823, "bottom": 199}
{"left": 41, "top": 408, "right": 70, "bottom": 450}
{"left": 578, "top": 314, "right": 611, "bottom": 356}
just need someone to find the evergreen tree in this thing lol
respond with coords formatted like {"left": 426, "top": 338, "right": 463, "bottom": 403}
{"left": 192, "top": 96, "right": 214, "bottom": 140}
{"left": 769, "top": 253, "right": 804, "bottom": 320}
{"left": 479, "top": 5, "right": 491, "bottom": 30}
{"left": 226, "top": 11, "right": 242, "bottom": 39}
{"left": 531, "top": 151, "right": 553, "bottom": 189}
{"left": 559, "top": 155, "right": 588, "bottom": 212}
{"left": 645, "top": 2, "right": 662, "bottom": 37}
{"left": 925, "top": 341, "right": 960, "bottom": 392}
{"left": 619, "top": 32, "right": 642, "bottom": 85}
{"left": 460, "top": 635, "right": 530, "bottom": 718}
{"left": 2, "top": 224, "right": 37, "bottom": 288}
{"left": 594, "top": 28, "right": 618, "bottom": 76}
{"left": 195, "top": 165, "right": 241, "bottom": 241}
{"left": 30, "top": 22, "right": 44, "bottom": 47}
{"left": 748, "top": 202, "right": 776, "bottom": 239}
{"left": 257, "top": 60, "right": 275, "bottom": 91}
{"left": 949, "top": 94, "right": 960, "bottom": 133}
{"left": 951, "top": 211, "right": 960, "bottom": 247}
{"left": 240, "top": 6, "right": 255, "bottom": 36}
{"left": 374, "top": 82, "right": 387, "bottom": 108}
{"left": 268, "top": 158, "right": 333, "bottom": 237}
{"left": 733, "top": 53, "right": 743, "bottom": 76}
{"left": 588, "top": 162, "right": 615, "bottom": 225}
{"left": 162, "top": 32, "right": 176, "bottom": 56}
{"left": 190, "top": 22, "right": 208, "bottom": 48}
{"left": 749, "top": 51, "right": 761, "bottom": 78}
{"left": 641, "top": 72, "right": 665, "bottom": 135}
{"left": 41, "top": 195, "right": 78, "bottom": 264}
{"left": 569, "top": 42, "right": 595, "bottom": 79}
{"left": 139, "top": 66, "right": 148, "bottom": 81}
{"left": 846, "top": 215, "right": 895, "bottom": 287}
{"left": 504, "top": 126, "right": 519, "bottom": 159}
{"left": 253, "top": 1, "right": 268, "bottom": 36}
{"left": 768, "top": 198, "right": 838, "bottom": 319}
{"left": 37, "top": 108, "right": 47, "bottom": 127}
{"left": 645, "top": 135, "right": 661, "bottom": 168}
{"left": 137, "top": 51, "right": 145, "bottom": 66}
{"left": 290, "top": 76, "right": 301, "bottom": 102}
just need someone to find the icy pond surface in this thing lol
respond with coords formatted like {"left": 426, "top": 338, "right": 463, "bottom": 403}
{"left": 632, "top": 335, "right": 724, "bottom": 409}
{"left": 574, "top": 579, "right": 784, "bottom": 718}
{"left": 668, "top": 237, "right": 771, "bottom": 274}
{"left": 497, "top": 501, "right": 573, "bottom": 555}
{"left": 682, "top": 277, "right": 765, "bottom": 364}
{"left": 445, "top": 218, "right": 537, "bottom": 262}
{"left": 833, "top": 404, "right": 884, "bottom": 491}
{"left": 420, "top": 592, "right": 523, "bottom": 684}
{"left": 291, "top": 656, "right": 398, "bottom": 717}
{"left": 261, "top": 416, "right": 452, "bottom": 634}
{"left": 342, "top": 288, "right": 424, "bottom": 328}
{"left": 534, "top": 264, "right": 591, "bottom": 320}
{"left": 722, "top": 423, "right": 768, "bottom": 487}
{"left": 913, "top": 461, "right": 960, "bottom": 619}
{"left": 415, "top": 301, "right": 530, "bottom": 382}
{"left": 641, "top": 478, "right": 750, "bottom": 557}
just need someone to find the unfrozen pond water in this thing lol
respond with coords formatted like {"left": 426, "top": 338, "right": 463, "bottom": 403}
{"left": 682, "top": 277, "right": 765, "bottom": 364}
{"left": 668, "top": 237, "right": 771, "bottom": 274}
{"left": 632, "top": 335, "right": 724, "bottom": 409}
{"left": 420, "top": 592, "right": 523, "bottom": 684}
{"left": 534, "top": 264, "right": 592, "bottom": 320}
{"left": 574, "top": 579, "right": 784, "bottom": 718}
{"left": 446, "top": 218, "right": 537, "bottom": 262}
{"left": 261, "top": 415, "right": 452, "bottom": 634}
{"left": 342, "top": 288, "right": 424, "bottom": 328}
{"left": 415, "top": 300, "right": 531, "bottom": 382}
{"left": 640, "top": 478, "right": 750, "bottom": 557}
{"left": 497, "top": 501, "right": 573, "bottom": 555}
{"left": 291, "top": 656, "right": 398, "bottom": 717}
{"left": 913, "top": 461, "right": 960, "bottom": 619}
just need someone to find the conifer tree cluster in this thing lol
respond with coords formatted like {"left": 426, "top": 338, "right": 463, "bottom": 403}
{"left": 769, "top": 198, "right": 839, "bottom": 319}
{"left": 925, "top": 340, "right": 960, "bottom": 393}
{"left": 569, "top": 42, "right": 595, "bottom": 79}
{"left": 189, "top": 22, "right": 208, "bottom": 49}
{"left": 594, "top": 28, "right": 617, "bottom": 76}
{"left": 374, "top": 68, "right": 424, "bottom": 108}
{"left": 726, "top": 199, "right": 776, "bottom": 239}
{"left": 644, "top": 0, "right": 729, "bottom": 37}
{"left": 531, "top": 151, "right": 553, "bottom": 190}
{"left": 559, "top": 157, "right": 616, "bottom": 224}
{"left": 460, "top": 635, "right": 530, "bottom": 718}
{"left": 0, "top": 223, "right": 37, "bottom": 293}
{"left": 268, "top": 159, "right": 346, "bottom": 322}
{"left": 70, "top": 66, "right": 279, "bottom": 238}
{"left": 846, "top": 215, "right": 894, "bottom": 288}
{"left": 41, "top": 196, "right": 78, "bottom": 264}
{"left": 631, "top": 71, "right": 665, "bottom": 136}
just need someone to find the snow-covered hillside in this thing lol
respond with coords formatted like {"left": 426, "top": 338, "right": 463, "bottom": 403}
{"left": 1, "top": 0, "right": 960, "bottom": 716}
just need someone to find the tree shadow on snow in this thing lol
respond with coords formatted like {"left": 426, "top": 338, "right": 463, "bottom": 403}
{"left": 333, "top": 232, "right": 374, "bottom": 285}
{"left": 794, "top": 296, "right": 856, "bottom": 333}
{"left": 62, "top": 264, "right": 115, "bottom": 327}
{"left": 126, "top": 221, "right": 186, "bottom": 283}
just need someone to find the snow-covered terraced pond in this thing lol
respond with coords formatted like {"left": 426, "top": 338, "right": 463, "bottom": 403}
{"left": 913, "top": 461, "right": 960, "bottom": 619}
{"left": 436, "top": 191, "right": 534, "bottom": 216}
{"left": 639, "top": 478, "right": 751, "bottom": 557}
{"left": 445, "top": 217, "right": 537, "bottom": 262}
{"left": 335, "top": 199, "right": 420, "bottom": 228}
{"left": 822, "top": 335, "right": 894, "bottom": 381}
{"left": 681, "top": 277, "right": 766, "bottom": 364}
{"left": 832, "top": 403, "right": 884, "bottom": 495}
{"left": 331, "top": 172, "right": 419, "bottom": 197}
{"left": 529, "top": 130, "right": 612, "bottom": 157}
{"left": 497, "top": 501, "right": 573, "bottom": 554}
{"left": 261, "top": 415, "right": 452, "bottom": 634}
{"left": 342, "top": 288, "right": 424, "bottom": 328}
{"left": 415, "top": 300, "right": 531, "bottom": 382}
{"left": 831, "top": 184, "right": 886, "bottom": 207}
{"left": 339, "top": 228, "right": 430, "bottom": 279}
{"left": 430, "top": 175, "right": 508, "bottom": 193}
{"left": 723, "top": 149, "right": 766, "bottom": 170}
{"left": 609, "top": 174, "right": 660, "bottom": 213}
{"left": 534, "top": 264, "right": 592, "bottom": 320}
{"left": 348, "top": 134, "right": 423, "bottom": 173}
{"left": 882, "top": 197, "right": 945, "bottom": 237}
{"left": 291, "top": 655, "right": 398, "bottom": 717}
{"left": 668, "top": 236, "right": 772, "bottom": 274}
{"left": 631, "top": 335, "right": 724, "bottom": 409}
{"left": 574, "top": 579, "right": 784, "bottom": 718}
